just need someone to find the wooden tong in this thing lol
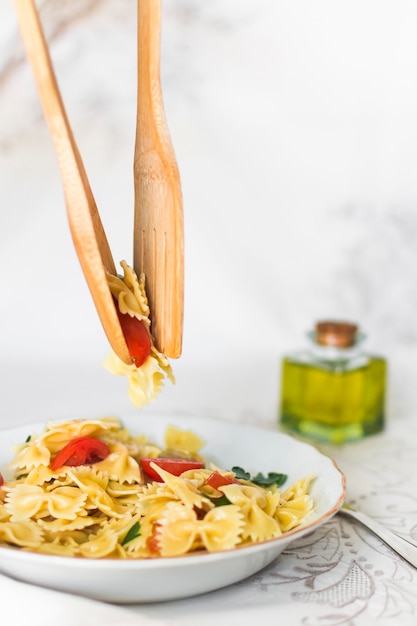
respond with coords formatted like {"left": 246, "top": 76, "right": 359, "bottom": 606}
{"left": 134, "top": 0, "right": 184, "bottom": 358}
{"left": 13, "top": 0, "right": 183, "bottom": 361}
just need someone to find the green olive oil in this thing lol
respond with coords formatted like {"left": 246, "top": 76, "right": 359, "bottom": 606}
{"left": 279, "top": 321, "right": 387, "bottom": 444}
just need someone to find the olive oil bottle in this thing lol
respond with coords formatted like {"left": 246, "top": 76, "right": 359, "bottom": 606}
{"left": 279, "top": 321, "right": 387, "bottom": 444}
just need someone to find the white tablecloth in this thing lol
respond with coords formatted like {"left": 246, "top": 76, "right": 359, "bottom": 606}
{"left": 2, "top": 413, "right": 417, "bottom": 626}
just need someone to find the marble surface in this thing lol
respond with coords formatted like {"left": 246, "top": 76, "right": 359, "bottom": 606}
{"left": 1, "top": 0, "right": 417, "bottom": 428}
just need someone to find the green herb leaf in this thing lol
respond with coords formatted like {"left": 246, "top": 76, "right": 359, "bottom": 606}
{"left": 251, "top": 472, "right": 288, "bottom": 487}
{"left": 231, "top": 466, "right": 251, "bottom": 480}
{"left": 208, "top": 494, "right": 231, "bottom": 507}
{"left": 122, "top": 521, "right": 141, "bottom": 545}
{"left": 231, "top": 466, "right": 288, "bottom": 488}
{"left": 25, "top": 435, "right": 31, "bottom": 443}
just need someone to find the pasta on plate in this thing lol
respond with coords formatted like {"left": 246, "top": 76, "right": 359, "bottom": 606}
{"left": 0, "top": 418, "right": 315, "bottom": 559}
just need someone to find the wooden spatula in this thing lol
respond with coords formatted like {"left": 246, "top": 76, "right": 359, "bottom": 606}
{"left": 134, "top": 0, "right": 184, "bottom": 358}
{"left": 14, "top": 0, "right": 131, "bottom": 364}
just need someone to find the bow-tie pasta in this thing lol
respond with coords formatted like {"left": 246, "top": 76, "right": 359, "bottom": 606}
{"left": 103, "top": 261, "right": 175, "bottom": 409}
{"left": 0, "top": 418, "right": 315, "bottom": 559}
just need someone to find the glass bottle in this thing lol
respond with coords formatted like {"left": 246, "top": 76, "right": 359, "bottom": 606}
{"left": 279, "top": 321, "right": 387, "bottom": 444}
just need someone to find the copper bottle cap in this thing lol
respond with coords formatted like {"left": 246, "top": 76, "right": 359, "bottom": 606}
{"left": 315, "top": 321, "right": 358, "bottom": 348}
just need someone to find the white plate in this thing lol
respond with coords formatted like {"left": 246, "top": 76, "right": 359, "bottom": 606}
{"left": 0, "top": 414, "right": 346, "bottom": 604}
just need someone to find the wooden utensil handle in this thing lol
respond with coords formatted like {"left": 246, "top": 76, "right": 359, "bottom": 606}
{"left": 13, "top": 0, "right": 116, "bottom": 278}
{"left": 14, "top": 0, "right": 131, "bottom": 364}
{"left": 134, "top": 0, "right": 184, "bottom": 358}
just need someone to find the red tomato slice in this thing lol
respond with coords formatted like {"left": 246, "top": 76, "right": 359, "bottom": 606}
{"left": 140, "top": 458, "right": 205, "bottom": 482}
{"left": 0, "top": 473, "right": 3, "bottom": 487}
{"left": 204, "top": 471, "right": 240, "bottom": 490}
{"left": 50, "top": 437, "right": 111, "bottom": 471}
{"left": 146, "top": 524, "right": 161, "bottom": 554}
{"left": 116, "top": 308, "right": 152, "bottom": 367}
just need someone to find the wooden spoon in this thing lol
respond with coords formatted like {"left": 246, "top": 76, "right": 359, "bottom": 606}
{"left": 13, "top": 0, "right": 131, "bottom": 364}
{"left": 134, "top": 0, "right": 184, "bottom": 358}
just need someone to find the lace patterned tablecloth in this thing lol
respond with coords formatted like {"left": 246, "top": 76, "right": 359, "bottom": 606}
{"left": 130, "top": 414, "right": 417, "bottom": 626}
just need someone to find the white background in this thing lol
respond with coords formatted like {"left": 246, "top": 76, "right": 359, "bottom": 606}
{"left": 1, "top": 0, "right": 417, "bottom": 428}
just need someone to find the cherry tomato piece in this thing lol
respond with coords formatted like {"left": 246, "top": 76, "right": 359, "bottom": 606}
{"left": 50, "top": 437, "right": 110, "bottom": 471}
{"left": 146, "top": 524, "right": 161, "bottom": 554}
{"left": 204, "top": 471, "right": 240, "bottom": 490}
{"left": 140, "top": 458, "right": 205, "bottom": 482}
{"left": 116, "top": 308, "right": 151, "bottom": 367}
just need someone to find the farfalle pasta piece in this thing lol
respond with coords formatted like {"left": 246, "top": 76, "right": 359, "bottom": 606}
{"left": 5, "top": 484, "right": 51, "bottom": 520}
{"left": 5, "top": 484, "right": 88, "bottom": 522}
{"left": 123, "top": 522, "right": 157, "bottom": 558}
{"left": 40, "top": 418, "right": 123, "bottom": 454}
{"left": 78, "top": 515, "right": 140, "bottom": 559}
{"left": 148, "top": 462, "right": 210, "bottom": 510}
{"left": 275, "top": 499, "right": 314, "bottom": 532}
{"left": 275, "top": 475, "right": 315, "bottom": 532}
{"left": 43, "top": 486, "right": 89, "bottom": 520}
{"left": 9, "top": 418, "right": 123, "bottom": 475}
{"left": 106, "top": 261, "right": 150, "bottom": 320}
{"left": 180, "top": 468, "right": 213, "bottom": 484}
{"left": 0, "top": 503, "right": 10, "bottom": 522}
{"left": 155, "top": 502, "right": 200, "bottom": 556}
{"left": 132, "top": 482, "right": 182, "bottom": 523}
{"left": 280, "top": 475, "right": 315, "bottom": 501}
{"left": 103, "top": 351, "right": 173, "bottom": 409}
{"left": 23, "top": 465, "right": 70, "bottom": 487}
{"left": 164, "top": 426, "right": 205, "bottom": 455}
{"left": 67, "top": 469, "right": 125, "bottom": 519}
{"left": 107, "top": 480, "right": 143, "bottom": 498}
{"left": 37, "top": 515, "right": 98, "bottom": 533}
{"left": 262, "top": 488, "right": 282, "bottom": 518}
{"left": 94, "top": 443, "right": 143, "bottom": 484}
{"left": 33, "top": 537, "right": 80, "bottom": 557}
{"left": 0, "top": 519, "right": 44, "bottom": 547}
{"left": 37, "top": 518, "right": 94, "bottom": 534}
{"left": 42, "top": 528, "right": 88, "bottom": 545}
{"left": 221, "top": 484, "right": 282, "bottom": 541}
{"left": 77, "top": 528, "right": 120, "bottom": 559}
{"left": 67, "top": 466, "right": 108, "bottom": 490}
{"left": 103, "top": 261, "right": 175, "bottom": 409}
{"left": 157, "top": 501, "right": 244, "bottom": 556}
{"left": 102, "top": 430, "right": 161, "bottom": 460}
{"left": 276, "top": 496, "right": 314, "bottom": 532}
{"left": 9, "top": 441, "right": 51, "bottom": 472}
{"left": 186, "top": 467, "right": 235, "bottom": 498}
{"left": 199, "top": 505, "right": 245, "bottom": 552}
{"left": 125, "top": 489, "right": 190, "bottom": 558}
